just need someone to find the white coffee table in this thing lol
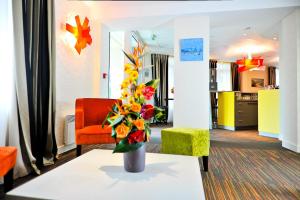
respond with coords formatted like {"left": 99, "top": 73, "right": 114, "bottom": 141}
{"left": 7, "top": 149, "right": 205, "bottom": 200}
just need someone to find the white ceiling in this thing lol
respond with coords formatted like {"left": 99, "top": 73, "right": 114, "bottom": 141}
{"left": 86, "top": 0, "right": 300, "bottom": 21}
{"left": 82, "top": 0, "right": 300, "bottom": 65}
{"left": 134, "top": 7, "right": 297, "bottom": 64}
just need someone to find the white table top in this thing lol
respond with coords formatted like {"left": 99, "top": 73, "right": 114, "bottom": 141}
{"left": 8, "top": 149, "right": 205, "bottom": 200}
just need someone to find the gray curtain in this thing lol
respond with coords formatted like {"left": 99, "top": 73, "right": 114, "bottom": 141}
{"left": 231, "top": 62, "right": 240, "bottom": 91}
{"left": 151, "top": 54, "right": 169, "bottom": 108}
{"left": 9, "top": 0, "right": 57, "bottom": 178}
{"left": 268, "top": 66, "right": 276, "bottom": 86}
{"left": 209, "top": 60, "right": 217, "bottom": 128}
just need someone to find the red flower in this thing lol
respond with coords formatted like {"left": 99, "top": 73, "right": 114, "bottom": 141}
{"left": 141, "top": 104, "right": 155, "bottom": 120}
{"left": 142, "top": 86, "right": 155, "bottom": 100}
{"left": 128, "top": 130, "right": 145, "bottom": 144}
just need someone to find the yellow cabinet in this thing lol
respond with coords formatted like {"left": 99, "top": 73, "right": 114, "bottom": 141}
{"left": 258, "top": 90, "right": 280, "bottom": 138}
{"left": 218, "top": 92, "right": 235, "bottom": 128}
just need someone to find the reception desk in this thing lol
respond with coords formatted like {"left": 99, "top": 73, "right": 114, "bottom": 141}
{"left": 258, "top": 90, "right": 280, "bottom": 138}
{"left": 218, "top": 92, "right": 258, "bottom": 130}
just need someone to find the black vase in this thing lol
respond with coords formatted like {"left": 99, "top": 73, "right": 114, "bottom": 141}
{"left": 123, "top": 144, "right": 145, "bottom": 173}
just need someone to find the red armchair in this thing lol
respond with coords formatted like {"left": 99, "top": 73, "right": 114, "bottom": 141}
{"left": 0, "top": 146, "right": 17, "bottom": 192}
{"left": 75, "top": 98, "right": 120, "bottom": 156}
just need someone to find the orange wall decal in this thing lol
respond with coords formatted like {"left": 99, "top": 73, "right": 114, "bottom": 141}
{"left": 66, "top": 15, "right": 92, "bottom": 54}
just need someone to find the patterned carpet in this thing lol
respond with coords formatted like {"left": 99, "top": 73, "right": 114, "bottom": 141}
{"left": 3, "top": 129, "right": 300, "bottom": 200}
{"left": 205, "top": 129, "right": 300, "bottom": 200}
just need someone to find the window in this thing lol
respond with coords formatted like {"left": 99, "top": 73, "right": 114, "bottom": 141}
{"left": 217, "top": 62, "right": 232, "bottom": 91}
{"left": 275, "top": 68, "right": 280, "bottom": 86}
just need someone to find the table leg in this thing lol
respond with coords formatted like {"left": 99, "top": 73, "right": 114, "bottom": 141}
{"left": 202, "top": 156, "right": 208, "bottom": 172}
{"left": 4, "top": 168, "right": 14, "bottom": 192}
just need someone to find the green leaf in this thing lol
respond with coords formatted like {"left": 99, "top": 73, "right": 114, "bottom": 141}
{"left": 102, "top": 111, "right": 113, "bottom": 128}
{"left": 108, "top": 115, "right": 124, "bottom": 127}
{"left": 154, "top": 106, "right": 164, "bottom": 112}
{"left": 112, "top": 104, "right": 119, "bottom": 113}
{"left": 145, "top": 79, "right": 159, "bottom": 89}
{"left": 111, "top": 127, "right": 117, "bottom": 138}
{"left": 123, "top": 50, "right": 137, "bottom": 66}
{"left": 145, "top": 126, "right": 151, "bottom": 135}
{"left": 113, "top": 141, "right": 144, "bottom": 153}
{"left": 154, "top": 112, "right": 166, "bottom": 122}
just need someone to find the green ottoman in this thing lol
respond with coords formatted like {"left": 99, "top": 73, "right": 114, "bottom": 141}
{"left": 161, "top": 128, "right": 210, "bottom": 171}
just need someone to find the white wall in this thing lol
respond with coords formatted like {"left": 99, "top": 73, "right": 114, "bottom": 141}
{"left": 173, "top": 16, "right": 209, "bottom": 129}
{"left": 279, "top": 9, "right": 300, "bottom": 152}
{"left": 240, "top": 70, "right": 268, "bottom": 93}
{"left": 55, "top": 0, "right": 102, "bottom": 147}
{"left": 297, "top": 9, "right": 300, "bottom": 153}
{"left": 99, "top": 24, "right": 110, "bottom": 98}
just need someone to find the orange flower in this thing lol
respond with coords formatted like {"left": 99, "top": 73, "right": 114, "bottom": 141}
{"left": 134, "top": 83, "right": 145, "bottom": 98}
{"left": 133, "top": 119, "right": 145, "bottom": 130}
{"left": 115, "top": 123, "right": 130, "bottom": 139}
{"left": 131, "top": 102, "right": 141, "bottom": 113}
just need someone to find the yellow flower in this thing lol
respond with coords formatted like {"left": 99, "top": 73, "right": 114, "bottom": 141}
{"left": 133, "top": 119, "right": 145, "bottom": 130}
{"left": 131, "top": 102, "right": 141, "bottom": 113}
{"left": 129, "top": 70, "right": 139, "bottom": 80}
{"left": 134, "top": 89, "right": 143, "bottom": 98}
{"left": 129, "top": 97, "right": 135, "bottom": 104}
{"left": 137, "top": 83, "right": 145, "bottom": 90}
{"left": 121, "top": 90, "right": 129, "bottom": 99}
{"left": 121, "top": 79, "right": 130, "bottom": 89}
{"left": 115, "top": 123, "right": 130, "bottom": 138}
{"left": 134, "top": 84, "right": 145, "bottom": 98}
{"left": 124, "top": 63, "right": 132, "bottom": 74}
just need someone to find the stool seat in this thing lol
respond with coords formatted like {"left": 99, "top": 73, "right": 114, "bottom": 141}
{"left": 161, "top": 128, "right": 210, "bottom": 171}
{"left": 0, "top": 147, "right": 17, "bottom": 177}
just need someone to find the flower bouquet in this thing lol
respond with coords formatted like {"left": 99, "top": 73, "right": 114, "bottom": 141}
{"left": 103, "top": 43, "right": 165, "bottom": 155}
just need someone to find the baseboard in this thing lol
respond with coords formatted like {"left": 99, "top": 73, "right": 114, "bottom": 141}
{"left": 282, "top": 140, "right": 300, "bottom": 153}
{"left": 57, "top": 143, "right": 76, "bottom": 155}
{"left": 259, "top": 132, "right": 280, "bottom": 139}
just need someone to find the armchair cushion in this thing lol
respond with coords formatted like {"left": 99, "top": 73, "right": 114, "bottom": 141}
{"left": 76, "top": 125, "right": 115, "bottom": 145}
{"left": 75, "top": 98, "right": 120, "bottom": 146}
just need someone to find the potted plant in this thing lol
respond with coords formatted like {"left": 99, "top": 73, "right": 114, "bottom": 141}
{"left": 103, "top": 43, "right": 165, "bottom": 172}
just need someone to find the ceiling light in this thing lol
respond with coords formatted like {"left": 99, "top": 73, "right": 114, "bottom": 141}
{"left": 236, "top": 57, "right": 264, "bottom": 72}
{"left": 226, "top": 38, "right": 276, "bottom": 57}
